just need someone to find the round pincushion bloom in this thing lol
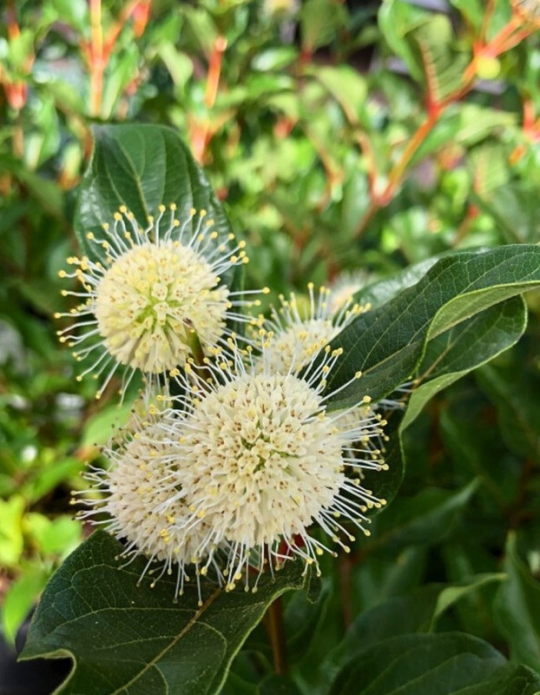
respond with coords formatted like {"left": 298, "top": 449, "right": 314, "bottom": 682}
{"left": 253, "top": 283, "right": 369, "bottom": 375}
{"left": 56, "top": 205, "right": 257, "bottom": 399}
{"left": 159, "top": 343, "right": 388, "bottom": 592}
{"left": 79, "top": 401, "right": 222, "bottom": 601}
{"left": 328, "top": 271, "right": 370, "bottom": 315}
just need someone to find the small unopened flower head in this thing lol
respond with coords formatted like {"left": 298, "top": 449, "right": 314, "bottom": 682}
{"left": 159, "top": 340, "right": 388, "bottom": 592}
{"left": 253, "top": 283, "right": 369, "bottom": 375}
{"left": 78, "top": 398, "right": 222, "bottom": 601}
{"left": 56, "top": 205, "right": 256, "bottom": 399}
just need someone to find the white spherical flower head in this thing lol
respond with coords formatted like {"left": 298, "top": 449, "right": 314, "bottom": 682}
{"left": 78, "top": 404, "right": 221, "bottom": 600}
{"left": 94, "top": 241, "right": 227, "bottom": 373}
{"left": 56, "top": 205, "right": 260, "bottom": 399}
{"left": 164, "top": 343, "right": 389, "bottom": 592}
{"left": 328, "top": 271, "right": 370, "bottom": 315}
{"left": 254, "top": 283, "right": 369, "bottom": 375}
{"left": 180, "top": 373, "right": 344, "bottom": 547}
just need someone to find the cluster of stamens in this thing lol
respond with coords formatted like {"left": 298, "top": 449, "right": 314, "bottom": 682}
{"left": 56, "top": 205, "right": 265, "bottom": 399}
{"left": 62, "top": 215, "right": 392, "bottom": 600}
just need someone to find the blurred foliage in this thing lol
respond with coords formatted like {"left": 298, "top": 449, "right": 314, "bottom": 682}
{"left": 2, "top": 0, "right": 540, "bottom": 692}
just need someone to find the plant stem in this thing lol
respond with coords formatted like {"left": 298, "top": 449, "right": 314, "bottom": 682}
{"left": 192, "top": 36, "right": 227, "bottom": 163}
{"left": 265, "top": 597, "right": 287, "bottom": 675}
{"left": 89, "top": 0, "right": 104, "bottom": 117}
{"left": 339, "top": 555, "right": 353, "bottom": 630}
{"left": 352, "top": 10, "right": 540, "bottom": 240}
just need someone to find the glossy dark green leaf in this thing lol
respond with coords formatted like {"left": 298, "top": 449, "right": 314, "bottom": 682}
{"left": 363, "top": 409, "right": 405, "bottom": 507}
{"left": 402, "top": 296, "right": 527, "bottom": 429}
{"left": 74, "top": 124, "right": 238, "bottom": 287}
{"left": 329, "top": 632, "right": 540, "bottom": 695}
{"left": 495, "top": 533, "right": 540, "bottom": 674}
{"left": 326, "top": 245, "right": 540, "bottom": 409}
{"left": 221, "top": 672, "right": 258, "bottom": 695}
{"left": 21, "top": 531, "right": 312, "bottom": 695}
{"left": 352, "top": 257, "right": 440, "bottom": 310}
{"left": 372, "top": 481, "right": 478, "bottom": 553}
{"left": 440, "top": 408, "right": 517, "bottom": 509}
{"left": 320, "top": 578, "right": 504, "bottom": 693}
{"left": 259, "top": 675, "right": 303, "bottom": 695}
{"left": 320, "top": 586, "right": 443, "bottom": 692}
{"left": 477, "top": 361, "right": 540, "bottom": 463}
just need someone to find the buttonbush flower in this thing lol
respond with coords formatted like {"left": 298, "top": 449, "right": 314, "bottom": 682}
{"left": 78, "top": 397, "right": 223, "bottom": 602}
{"left": 328, "top": 271, "right": 369, "bottom": 315}
{"left": 253, "top": 283, "right": 369, "bottom": 375}
{"left": 156, "top": 341, "right": 389, "bottom": 593}
{"left": 56, "top": 205, "right": 260, "bottom": 399}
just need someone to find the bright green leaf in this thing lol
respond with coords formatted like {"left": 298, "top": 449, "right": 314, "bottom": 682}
{"left": 0, "top": 496, "right": 25, "bottom": 567}
{"left": 2, "top": 567, "right": 49, "bottom": 645}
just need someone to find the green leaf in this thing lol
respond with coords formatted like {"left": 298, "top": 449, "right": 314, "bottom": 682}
{"left": 300, "top": 0, "right": 348, "bottom": 52}
{"left": 81, "top": 403, "right": 133, "bottom": 447}
{"left": 440, "top": 409, "right": 517, "bottom": 509}
{"left": 310, "top": 66, "right": 367, "bottom": 126}
{"left": 432, "top": 574, "right": 505, "bottom": 629}
{"left": 402, "top": 296, "right": 527, "bottom": 429}
{"left": 319, "top": 586, "right": 444, "bottom": 693}
{"left": 353, "top": 257, "right": 440, "bottom": 310}
{"left": 495, "top": 533, "right": 540, "bottom": 674}
{"left": 24, "top": 514, "right": 82, "bottom": 557}
{"left": 477, "top": 359, "right": 540, "bottom": 463}
{"left": 362, "top": 408, "right": 405, "bottom": 507}
{"left": 378, "top": 0, "right": 430, "bottom": 81}
{"left": 468, "top": 144, "right": 509, "bottom": 200}
{"left": 21, "top": 531, "right": 311, "bottom": 695}
{"left": 474, "top": 182, "right": 540, "bottom": 244}
{"left": 326, "top": 245, "right": 540, "bottom": 408}
{"left": 259, "top": 675, "right": 303, "bottom": 694}
{"left": 1, "top": 566, "right": 49, "bottom": 644}
{"left": 51, "top": 0, "right": 88, "bottom": 31}
{"left": 0, "top": 495, "right": 25, "bottom": 567}
{"left": 21, "top": 456, "right": 83, "bottom": 503}
{"left": 283, "top": 575, "right": 326, "bottom": 663}
{"left": 372, "top": 481, "right": 478, "bottom": 552}
{"left": 413, "top": 106, "right": 516, "bottom": 165}
{"left": 329, "top": 632, "right": 540, "bottom": 695}
{"left": 449, "top": 0, "right": 485, "bottom": 30}
{"left": 221, "top": 672, "right": 258, "bottom": 695}
{"left": 409, "top": 15, "right": 469, "bottom": 104}
{"left": 320, "top": 578, "right": 505, "bottom": 693}
{"left": 75, "top": 124, "right": 237, "bottom": 287}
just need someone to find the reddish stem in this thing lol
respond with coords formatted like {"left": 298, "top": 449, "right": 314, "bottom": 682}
{"left": 264, "top": 598, "right": 287, "bottom": 675}
{"left": 191, "top": 37, "right": 227, "bottom": 163}
{"left": 352, "top": 12, "right": 536, "bottom": 239}
{"left": 89, "top": 0, "right": 104, "bottom": 117}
